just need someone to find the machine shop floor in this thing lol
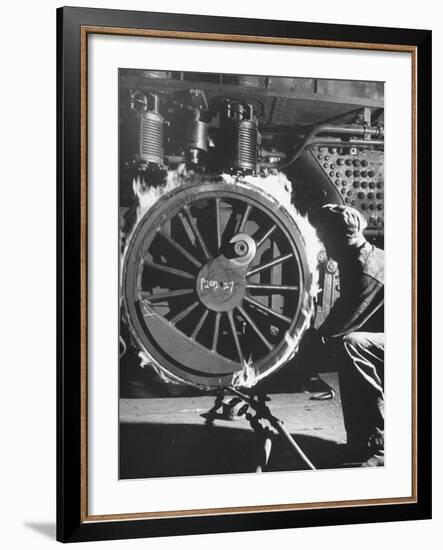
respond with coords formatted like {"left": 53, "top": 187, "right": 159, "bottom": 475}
{"left": 119, "top": 372, "right": 348, "bottom": 479}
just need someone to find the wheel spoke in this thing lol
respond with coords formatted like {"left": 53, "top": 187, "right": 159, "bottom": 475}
{"left": 140, "top": 288, "right": 194, "bottom": 301}
{"left": 244, "top": 296, "right": 292, "bottom": 324}
{"left": 191, "top": 309, "right": 209, "bottom": 340}
{"left": 182, "top": 206, "right": 210, "bottom": 260}
{"left": 144, "top": 260, "right": 195, "bottom": 281}
{"left": 246, "top": 283, "right": 299, "bottom": 292}
{"left": 247, "top": 253, "right": 293, "bottom": 277}
{"left": 237, "top": 305, "right": 273, "bottom": 351}
{"left": 237, "top": 204, "right": 252, "bottom": 233}
{"left": 224, "top": 204, "right": 240, "bottom": 245}
{"left": 157, "top": 229, "right": 202, "bottom": 268}
{"left": 256, "top": 224, "right": 277, "bottom": 249}
{"left": 227, "top": 311, "right": 244, "bottom": 363}
{"left": 212, "top": 312, "right": 221, "bottom": 352}
{"left": 215, "top": 198, "right": 221, "bottom": 253}
{"left": 169, "top": 301, "right": 199, "bottom": 325}
{"left": 177, "top": 212, "right": 195, "bottom": 246}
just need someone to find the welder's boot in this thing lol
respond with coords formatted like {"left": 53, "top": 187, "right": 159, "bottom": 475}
{"left": 361, "top": 432, "right": 384, "bottom": 467}
{"left": 361, "top": 449, "right": 384, "bottom": 467}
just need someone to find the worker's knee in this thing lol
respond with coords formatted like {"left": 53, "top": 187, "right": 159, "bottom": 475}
{"left": 342, "top": 332, "right": 385, "bottom": 361}
{"left": 342, "top": 332, "right": 367, "bottom": 351}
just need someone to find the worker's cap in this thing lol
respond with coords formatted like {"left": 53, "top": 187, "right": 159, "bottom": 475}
{"left": 310, "top": 204, "right": 367, "bottom": 240}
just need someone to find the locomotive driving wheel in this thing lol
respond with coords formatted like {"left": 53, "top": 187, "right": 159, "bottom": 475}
{"left": 123, "top": 181, "right": 314, "bottom": 388}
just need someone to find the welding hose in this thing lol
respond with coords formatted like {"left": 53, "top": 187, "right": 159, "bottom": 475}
{"left": 229, "top": 387, "right": 317, "bottom": 471}
{"left": 270, "top": 417, "right": 317, "bottom": 470}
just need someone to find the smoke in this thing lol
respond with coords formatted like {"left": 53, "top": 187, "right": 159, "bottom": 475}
{"left": 131, "top": 166, "right": 219, "bottom": 227}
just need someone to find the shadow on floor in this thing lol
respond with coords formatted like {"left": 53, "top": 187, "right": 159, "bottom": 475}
{"left": 24, "top": 522, "right": 56, "bottom": 540}
{"left": 119, "top": 422, "right": 347, "bottom": 479}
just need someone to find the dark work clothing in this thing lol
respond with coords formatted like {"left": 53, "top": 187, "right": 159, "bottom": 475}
{"left": 318, "top": 242, "right": 385, "bottom": 451}
{"left": 339, "top": 332, "right": 384, "bottom": 448}
{"left": 318, "top": 243, "right": 384, "bottom": 339}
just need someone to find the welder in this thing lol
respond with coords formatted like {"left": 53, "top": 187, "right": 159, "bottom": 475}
{"left": 309, "top": 204, "right": 384, "bottom": 467}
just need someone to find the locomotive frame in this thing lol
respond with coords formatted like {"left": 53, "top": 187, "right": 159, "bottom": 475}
{"left": 57, "top": 6, "right": 432, "bottom": 543}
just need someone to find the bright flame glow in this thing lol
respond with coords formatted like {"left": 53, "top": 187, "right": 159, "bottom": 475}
{"left": 231, "top": 356, "right": 257, "bottom": 388}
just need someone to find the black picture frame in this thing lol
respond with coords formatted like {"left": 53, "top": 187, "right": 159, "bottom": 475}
{"left": 57, "top": 6, "right": 432, "bottom": 543}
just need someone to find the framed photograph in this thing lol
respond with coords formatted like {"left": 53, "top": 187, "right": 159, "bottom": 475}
{"left": 57, "top": 6, "right": 432, "bottom": 543}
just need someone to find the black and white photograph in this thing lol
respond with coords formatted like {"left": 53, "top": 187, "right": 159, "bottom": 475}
{"left": 118, "top": 69, "right": 385, "bottom": 479}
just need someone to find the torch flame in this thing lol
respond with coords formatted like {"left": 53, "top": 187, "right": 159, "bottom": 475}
{"left": 231, "top": 356, "right": 257, "bottom": 388}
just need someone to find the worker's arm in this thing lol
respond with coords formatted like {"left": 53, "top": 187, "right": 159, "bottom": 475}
{"left": 318, "top": 273, "right": 383, "bottom": 339}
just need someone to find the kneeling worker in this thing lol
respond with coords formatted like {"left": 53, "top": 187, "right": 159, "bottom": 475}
{"left": 309, "top": 204, "right": 384, "bottom": 467}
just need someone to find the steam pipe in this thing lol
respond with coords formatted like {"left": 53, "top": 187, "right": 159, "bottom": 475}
{"left": 317, "top": 124, "right": 383, "bottom": 137}
{"left": 261, "top": 124, "right": 383, "bottom": 138}
{"left": 308, "top": 137, "right": 384, "bottom": 147}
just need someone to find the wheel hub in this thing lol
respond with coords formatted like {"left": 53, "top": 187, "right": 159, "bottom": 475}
{"left": 196, "top": 255, "right": 248, "bottom": 312}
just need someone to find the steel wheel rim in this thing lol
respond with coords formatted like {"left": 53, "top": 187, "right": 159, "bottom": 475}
{"left": 123, "top": 181, "right": 313, "bottom": 388}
